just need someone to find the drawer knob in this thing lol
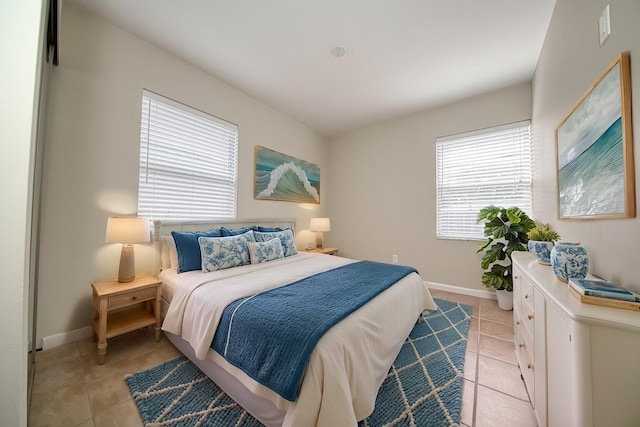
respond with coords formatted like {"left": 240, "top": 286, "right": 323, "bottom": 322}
{"left": 524, "top": 294, "right": 529, "bottom": 299}
{"left": 514, "top": 275, "right": 519, "bottom": 279}
{"left": 527, "top": 314, "right": 534, "bottom": 320}
{"left": 527, "top": 364, "right": 533, "bottom": 370}
{"left": 516, "top": 320, "right": 520, "bottom": 325}
{"left": 132, "top": 296, "right": 137, "bottom": 300}
{"left": 519, "top": 342, "right": 525, "bottom": 348}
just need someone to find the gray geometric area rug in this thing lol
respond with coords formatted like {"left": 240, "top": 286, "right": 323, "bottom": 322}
{"left": 126, "top": 298, "right": 472, "bottom": 427}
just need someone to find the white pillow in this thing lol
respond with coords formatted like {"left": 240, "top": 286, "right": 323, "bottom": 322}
{"left": 161, "top": 238, "right": 170, "bottom": 269}
{"left": 162, "top": 236, "right": 179, "bottom": 269}
{"left": 248, "top": 238, "right": 285, "bottom": 264}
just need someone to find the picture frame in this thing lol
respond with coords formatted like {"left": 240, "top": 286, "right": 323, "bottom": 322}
{"left": 555, "top": 51, "right": 635, "bottom": 219}
{"left": 254, "top": 146, "right": 320, "bottom": 204}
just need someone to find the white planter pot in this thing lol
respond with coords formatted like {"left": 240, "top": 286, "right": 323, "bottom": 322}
{"left": 496, "top": 289, "right": 513, "bottom": 311}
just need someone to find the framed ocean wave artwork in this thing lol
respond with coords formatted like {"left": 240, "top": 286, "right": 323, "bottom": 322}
{"left": 254, "top": 146, "right": 320, "bottom": 204}
{"left": 555, "top": 51, "right": 635, "bottom": 220}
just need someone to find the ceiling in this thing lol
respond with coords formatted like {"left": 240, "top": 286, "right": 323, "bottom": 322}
{"left": 68, "top": 0, "right": 556, "bottom": 137}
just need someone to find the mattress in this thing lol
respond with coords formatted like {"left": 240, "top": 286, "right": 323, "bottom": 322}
{"left": 160, "top": 252, "right": 436, "bottom": 426}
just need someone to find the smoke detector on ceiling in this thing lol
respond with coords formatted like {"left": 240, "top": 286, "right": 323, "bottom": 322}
{"left": 331, "top": 46, "right": 347, "bottom": 58}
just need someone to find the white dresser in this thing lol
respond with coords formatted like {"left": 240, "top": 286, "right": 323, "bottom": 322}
{"left": 512, "top": 252, "right": 640, "bottom": 427}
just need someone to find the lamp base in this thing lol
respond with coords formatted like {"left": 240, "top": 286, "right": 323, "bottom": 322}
{"left": 118, "top": 244, "right": 136, "bottom": 283}
{"left": 315, "top": 231, "right": 324, "bottom": 249}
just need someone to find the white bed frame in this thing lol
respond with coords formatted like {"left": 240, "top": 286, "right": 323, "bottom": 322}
{"left": 151, "top": 218, "right": 296, "bottom": 426}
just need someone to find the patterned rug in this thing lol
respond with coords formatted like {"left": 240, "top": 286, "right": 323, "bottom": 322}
{"left": 127, "top": 298, "right": 472, "bottom": 426}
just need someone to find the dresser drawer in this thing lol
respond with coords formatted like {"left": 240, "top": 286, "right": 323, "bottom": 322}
{"left": 521, "top": 275, "right": 534, "bottom": 310}
{"left": 515, "top": 313, "right": 534, "bottom": 360}
{"left": 513, "top": 268, "right": 523, "bottom": 313}
{"left": 518, "top": 337, "right": 535, "bottom": 403}
{"left": 108, "top": 286, "right": 157, "bottom": 310}
{"left": 522, "top": 302, "right": 536, "bottom": 340}
{"left": 514, "top": 319, "right": 534, "bottom": 400}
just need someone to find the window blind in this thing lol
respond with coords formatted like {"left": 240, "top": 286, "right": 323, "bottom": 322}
{"left": 436, "top": 121, "right": 532, "bottom": 240}
{"left": 138, "top": 90, "right": 238, "bottom": 221}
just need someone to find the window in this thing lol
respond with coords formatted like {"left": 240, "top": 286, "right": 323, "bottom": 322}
{"left": 138, "top": 90, "right": 238, "bottom": 221}
{"left": 436, "top": 121, "right": 532, "bottom": 240}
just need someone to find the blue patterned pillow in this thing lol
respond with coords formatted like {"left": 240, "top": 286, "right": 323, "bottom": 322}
{"left": 253, "top": 228, "right": 297, "bottom": 257}
{"left": 172, "top": 228, "right": 223, "bottom": 273}
{"left": 248, "top": 238, "right": 285, "bottom": 264}
{"left": 198, "top": 231, "right": 256, "bottom": 272}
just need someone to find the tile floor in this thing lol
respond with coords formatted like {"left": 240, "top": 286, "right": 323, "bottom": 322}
{"left": 29, "top": 291, "right": 537, "bottom": 426}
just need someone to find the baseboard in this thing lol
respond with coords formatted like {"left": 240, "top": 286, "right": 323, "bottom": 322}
{"left": 425, "top": 281, "right": 497, "bottom": 300}
{"left": 41, "top": 325, "right": 93, "bottom": 351}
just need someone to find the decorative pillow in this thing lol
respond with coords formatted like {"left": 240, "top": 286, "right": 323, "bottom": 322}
{"left": 253, "top": 228, "right": 297, "bottom": 257}
{"left": 161, "top": 236, "right": 179, "bottom": 269}
{"left": 198, "top": 231, "right": 256, "bottom": 272}
{"left": 220, "top": 226, "right": 258, "bottom": 236}
{"left": 248, "top": 238, "right": 284, "bottom": 264}
{"left": 161, "top": 238, "right": 171, "bottom": 270}
{"left": 172, "top": 228, "right": 223, "bottom": 273}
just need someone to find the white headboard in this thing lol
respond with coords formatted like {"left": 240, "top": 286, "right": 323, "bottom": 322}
{"left": 151, "top": 217, "right": 296, "bottom": 274}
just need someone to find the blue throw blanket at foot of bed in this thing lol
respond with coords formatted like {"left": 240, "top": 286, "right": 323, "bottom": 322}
{"left": 211, "top": 260, "right": 418, "bottom": 401}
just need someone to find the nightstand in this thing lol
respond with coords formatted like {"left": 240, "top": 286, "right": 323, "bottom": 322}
{"left": 91, "top": 274, "right": 162, "bottom": 364}
{"left": 307, "top": 247, "right": 339, "bottom": 255}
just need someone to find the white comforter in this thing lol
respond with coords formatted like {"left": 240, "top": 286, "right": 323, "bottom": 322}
{"left": 163, "top": 253, "right": 436, "bottom": 426}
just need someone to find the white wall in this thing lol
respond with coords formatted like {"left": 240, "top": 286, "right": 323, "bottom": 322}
{"left": 39, "top": 0, "right": 640, "bottom": 346}
{"left": 37, "top": 3, "right": 329, "bottom": 344}
{"left": 532, "top": 0, "right": 640, "bottom": 292}
{"left": 327, "top": 83, "right": 532, "bottom": 291}
{"left": 0, "top": 1, "right": 44, "bottom": 425}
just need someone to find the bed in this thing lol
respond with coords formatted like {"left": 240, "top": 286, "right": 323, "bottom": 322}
{"left": 153, "top": 218, "right": 437, "bottom": 426}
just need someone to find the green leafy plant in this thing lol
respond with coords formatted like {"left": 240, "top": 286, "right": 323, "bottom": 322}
{"left": 527, "top": 224, "right": 561, "bottom": 242}
{"left": 477, "top": 206, "right": 536, "bottom": 291}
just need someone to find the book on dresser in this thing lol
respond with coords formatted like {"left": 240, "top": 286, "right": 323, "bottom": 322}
{"left": 568, "top": 278, "right": 640, "bottom": 302}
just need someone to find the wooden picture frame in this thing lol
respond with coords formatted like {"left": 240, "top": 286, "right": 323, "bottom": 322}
{"left": 555, "top": 51, "right": 635, "bottom": 219}
{"left": 254, "top": 146, "right": 320, "bottom": 204}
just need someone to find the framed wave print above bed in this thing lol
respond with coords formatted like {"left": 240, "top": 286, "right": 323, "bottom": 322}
{"left": 555, "top": 51, "right": 635, "bottom": 220}
{"left": 254, "top": 145, "right": 320, "bottom": 204}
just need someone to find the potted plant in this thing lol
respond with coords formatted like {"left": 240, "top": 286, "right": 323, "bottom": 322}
{"left": 477, "top": 206, "right": 536, "bottom": 310}
{"left": 527, "top": 224, "right": 561, "bottom": 265}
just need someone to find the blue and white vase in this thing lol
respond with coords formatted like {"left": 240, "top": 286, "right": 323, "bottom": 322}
{"left": 550, "top": 242, "right": 589, "bottom": 282}
{"left": 528, "top": 240, "right": 554, "bottom": 265}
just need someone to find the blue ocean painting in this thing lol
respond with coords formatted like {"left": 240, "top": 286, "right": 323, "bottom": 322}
{"left": 557, "top": 62, "right": 624, "bottom": 217}
{"left": 559, "top": 117, "right": 623, "bottom": 217}
{"left": 255, "top": 146, "right": 320, "bottom": 203}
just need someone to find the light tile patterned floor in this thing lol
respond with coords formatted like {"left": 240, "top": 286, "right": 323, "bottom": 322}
{"left": 29, "top": 292, "right": 537, "bottom": 426}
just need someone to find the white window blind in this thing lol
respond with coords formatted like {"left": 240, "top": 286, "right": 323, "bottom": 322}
{"left": 138, "top": 90, "right": 238, "bottom": 221}
{"left": 436, "top": 121, "right": 532, "bottom": 240}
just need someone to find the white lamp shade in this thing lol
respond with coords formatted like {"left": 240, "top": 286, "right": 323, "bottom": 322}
{"left": 309, "top": 217, "right": 331, "bottom": 232}
{"left": 105, "top": 217, "right": 150, "bottom": 244}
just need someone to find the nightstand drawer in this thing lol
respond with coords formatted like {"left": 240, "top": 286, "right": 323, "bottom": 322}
{"left": 108, "top": 286, "right": 156, "bottom": 310}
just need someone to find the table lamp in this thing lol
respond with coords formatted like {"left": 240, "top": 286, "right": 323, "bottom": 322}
{"left": 309, "top": 217, "right": 331, "bottom": 249}
{"left": 105, "top": 217, "right": 150, "bottom": 282}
